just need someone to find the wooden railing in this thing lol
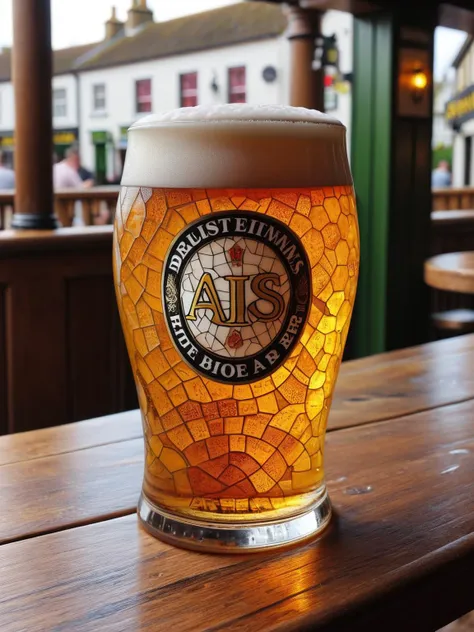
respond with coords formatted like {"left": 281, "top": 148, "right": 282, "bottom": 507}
{"left": 0, "top": 186, "right": 120, "bottom": 229}
{"left": 1, "top": 186, "right": 471, "bottom": 226}
{"left": 432, "top": 187, "right": 474, "bottom": 211}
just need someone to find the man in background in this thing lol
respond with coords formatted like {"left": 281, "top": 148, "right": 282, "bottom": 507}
{"left": 53, "top": 144, "right": 93, "bottom": 225}
{"left": 0, "top": 150, "right": 15, "bottom": 190}
{"left": 432, "top": 160, "right": 452, "bottom": 188}
{"left": 53, "top": 144, "right": 93, "bottom": 189}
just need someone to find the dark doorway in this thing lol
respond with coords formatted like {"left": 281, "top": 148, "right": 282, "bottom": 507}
{"left": 464, "top": 136, "right": 472, "bottom": 185}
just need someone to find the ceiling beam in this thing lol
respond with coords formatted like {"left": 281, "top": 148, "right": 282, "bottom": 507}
{"left": 253, "top": 0, "right": 474, "bottom": 33}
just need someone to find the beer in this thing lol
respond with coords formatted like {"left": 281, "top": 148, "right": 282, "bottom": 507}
{"left": 114, "top": 104, "right": 359, "bottom": 551}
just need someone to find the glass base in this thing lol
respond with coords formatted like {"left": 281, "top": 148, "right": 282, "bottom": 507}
{"left": 138, "top": 491, "right": 332, "bottom": 553}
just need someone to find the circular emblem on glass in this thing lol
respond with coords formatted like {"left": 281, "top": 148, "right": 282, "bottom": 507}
{"left": 162, "top": 212, "right": 311, "bottom": 383}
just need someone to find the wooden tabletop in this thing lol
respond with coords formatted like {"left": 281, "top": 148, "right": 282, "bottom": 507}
{"left": 431, "top": 210, "right": 474, "bottom": 225}
{"left": 1, "top": 335, "right": 473, "bottom": 631}
{"left": 425, "top": 251, "right": 474, "bottom": 294}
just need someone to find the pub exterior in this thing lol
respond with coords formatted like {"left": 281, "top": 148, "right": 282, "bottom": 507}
{"left": 448, "top": 36, "right": 474, "bottom": 186}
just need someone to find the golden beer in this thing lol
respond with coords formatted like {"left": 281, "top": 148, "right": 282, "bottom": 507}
{"left": 114, "top": 105, "right": 359, "bottom": 551}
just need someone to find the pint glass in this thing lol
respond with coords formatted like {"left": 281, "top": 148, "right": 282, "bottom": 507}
{"left": 113, "top": 105, "right": 359, "bottom": 552}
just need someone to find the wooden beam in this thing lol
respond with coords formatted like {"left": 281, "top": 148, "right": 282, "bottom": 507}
{"left": 11, "top": 0, "right": 57, "bottom": 229}
{"left": 254, "top": 0, "right": 474, "bottom": 32}
{"left": 285, "top": 5, "right": 325, "bottom": 110}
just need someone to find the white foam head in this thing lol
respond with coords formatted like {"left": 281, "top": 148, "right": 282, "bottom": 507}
{"left": 122, "top": 104, "right": 352, "bottom": 188}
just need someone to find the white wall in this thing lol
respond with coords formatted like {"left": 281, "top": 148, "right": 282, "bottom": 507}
{"left": 0, "top": 74, "right": 79, "bottom": 133}
{"left": 52, "top": 74, "right": 79, "bottom": 130}
{"left": 78, "top": 10, "right": 353, "bottom": 179}
{"left": 78, "top": 37, "right": 290, "bottom": 174}
{"left": 432, "top": 77, "right": 455, "bottom": 149}
{"left": 322, "top": 10, "right": 352, "bottom": 139}
{"left": 433, "top": 114, "right": 453, "bottom": 148}
{"left": 0, "top": 81, "right": 14, "bottom": 131}
{"left": 452, "top": 133, "right": 465, "bottom": 187}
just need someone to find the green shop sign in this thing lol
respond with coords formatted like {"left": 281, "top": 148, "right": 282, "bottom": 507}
{"left": 91, "top": 131, "right": 113, "bottom": 144}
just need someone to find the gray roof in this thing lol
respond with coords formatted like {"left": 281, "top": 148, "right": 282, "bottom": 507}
{"left": 78, "top": 3, "right": 286, "bottom": 71}
{"left": 0, "top": 3, "right": 286, "bottom": 82}
{"left": 0, "top": 42, "right": 100, "bottom": 82}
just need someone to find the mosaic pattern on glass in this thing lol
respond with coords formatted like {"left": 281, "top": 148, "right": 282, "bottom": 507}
{"left": 113, "top": 187, "right": 359, "bottom": 515}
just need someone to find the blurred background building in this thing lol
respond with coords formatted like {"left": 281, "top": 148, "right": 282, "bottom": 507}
{"left": 448, "top": 36, "right": 474, "bottom": 186}
{"left": 0, "top": 1, "right": 353, "bottom": 183}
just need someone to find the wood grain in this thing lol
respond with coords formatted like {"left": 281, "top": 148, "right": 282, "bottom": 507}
{"left": 0, "top": 225, "right": 112, "bottom": 255}
{"left": 66, "top": 276, "right": 127, "bottom": 421}
{"left": 0, "top": 227, "right": 136, "bottom": 433}
{"left": 425, "top": 252, "right": 474, "bottom": 294}
{"left": 0, "top": 438, "right": 143, "bottom": 544}
{"left": 11, "top": 0, "right": 55, "bottom": 226}
{"left": 2, "top": 335, "right": 474, "bottom": 544}
{"left": 1, "top": 399, "right": 473, "bottom": 631}
{"left": 432, "top": 187, "right": 474, "bottom": 211}
{"left": 0, "top": 410, "right": 141, "bottom": 466}
{"left": 331, "top": 333, "right": 474, "bottom": 429}
{"left": 2, "top": 334, "right": 473, "bottom": 454}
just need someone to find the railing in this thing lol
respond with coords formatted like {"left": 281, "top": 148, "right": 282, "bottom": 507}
{"left": 432, "top": 187, "right": 474, "bottom": 211}
{"left": 2, "top": 186, "right": 472, "bottom": 226}
{"left": 0, "top": 225, "right": 136, "bottom": 434}
{"left": 0, "top": 186, "right": 120, "bottom": 229}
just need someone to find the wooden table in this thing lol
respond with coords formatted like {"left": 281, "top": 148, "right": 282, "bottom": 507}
{"left": 431, "top": 210, "right": 474, "bottom": 226}
{"left": 1, "top": 335, "right": 473, "bottom": 631}
{"left": 425, "top": 252, "right": 474, "bottom": 294}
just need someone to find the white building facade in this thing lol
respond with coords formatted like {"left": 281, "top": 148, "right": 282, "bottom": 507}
{"left": 447, "top": 35, "right": 474, "bottom": 187}
{"left": 78, "top": 37, "right": 292, "bottom": 180}
{"left": 77, "top": 3, "right": 352, "bottom": 182}
{"left": 0, "top": 43, "right": 96, "bottom": 168}
{"left": 433, "top": 76, "right": 455, "bottom": 149}
{"left": 1, "top": 2, "right": 353, "bottom": 182}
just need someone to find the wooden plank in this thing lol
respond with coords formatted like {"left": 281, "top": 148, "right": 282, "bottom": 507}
{"left": 0, "top": 410, "right": 141, "bottom": 466}
{"left": 0, "top": 438, "right": 143, "bottom": 545}
{"left": 0, "top": 225, "right": 112, "bottom": 256}
{"left": 331, "top": 333, "right": 474, "bottom": 429}
{"left": 1, "top": 335, "right": 474, "bottom": 542}
{"left": 0, "top": 400, "right": 473, "bottom": 631}
{"left": 2, "top": 335, "right": 473, "bottom": 459}
{"left": 66, "top": 275, "right": 127, "bottom": 421}
{"left": 431, "top": 210, "right": 474, "bottom": 225}
{"left": 0, "top": 389, "right": 473, "bottom": 550}
{"left": 0, "top": 227, "right": 136, "bottom": 433}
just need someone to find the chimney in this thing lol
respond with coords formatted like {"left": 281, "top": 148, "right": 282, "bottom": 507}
{"left": 126, "top": 0, "right": 153, "bottom": 32}
{"left": 105, "top": 7, "right": 124, "bottom": 40}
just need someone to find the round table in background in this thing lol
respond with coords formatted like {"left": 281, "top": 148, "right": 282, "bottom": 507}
{"left": 424, "top": 252, "right": 474, "bottom": 294}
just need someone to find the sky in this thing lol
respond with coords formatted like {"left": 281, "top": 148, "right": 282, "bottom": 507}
{"left": 0, "top": 0, "right": 468, "bottom": 80}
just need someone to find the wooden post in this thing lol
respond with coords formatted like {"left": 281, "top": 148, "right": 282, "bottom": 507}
{"left": 286, "top": 5, "right": 324, "bottom": 111}
{"left": 11, "top": 0, "right": 58, "bottom": 229}
{"left": 350, "top": 7, "right": 436, "bottom": 356}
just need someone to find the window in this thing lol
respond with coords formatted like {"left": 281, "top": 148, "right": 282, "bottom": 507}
{"left": 180, "top": 72, "right": 198, "bottom": 107}
{"left": 53, "top": 88, "right": 67, "bottom": 117}
{"left": 93, "top": 84, "right": 106, "bottom": 112}
{"left": 228, "top": 66, "right": 246, "bottom": 103}
{"left": 135, "top": 79, "right": 152, "bottom": 113}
